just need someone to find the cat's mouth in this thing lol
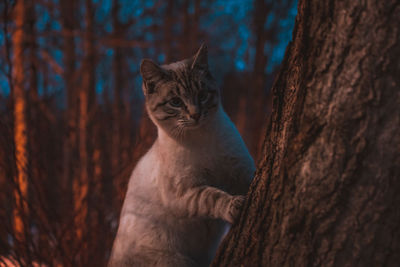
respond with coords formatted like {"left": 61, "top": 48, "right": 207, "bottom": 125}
{"left": 180, "top": 118, "right": 204, "bottom": 129}
{"left": 183, "top": 122, "right": 201, "bottom": 129}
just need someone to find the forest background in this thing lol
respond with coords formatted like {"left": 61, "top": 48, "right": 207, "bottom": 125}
{"left": 0, "top": 0, "right": 297, "bottom": 265}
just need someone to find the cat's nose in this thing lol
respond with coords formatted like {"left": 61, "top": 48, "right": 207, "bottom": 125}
{"left": 188, "top": 105, "right": 200, "bottom": 121}
{"left": 190, "top": 113, "right": 201, "bottom": 121}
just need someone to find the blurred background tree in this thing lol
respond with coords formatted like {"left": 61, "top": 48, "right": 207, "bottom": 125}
{"left": 0, "top": 0, "right": 297, "bottom": 265}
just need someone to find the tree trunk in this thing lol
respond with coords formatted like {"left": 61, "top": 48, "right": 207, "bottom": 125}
{"left": 11, "top": 0, "right": 28, "bottom": 257}
{"left": 60, "top": 0, "right": 77, "bottom": 210}
{"left": 212, "top": 0, "right": 400, "bottom": 266}
{"left": 245, "top": 0, "right": 271, "bottom": 159}
{"left": 163, "top": 0, "right": 175, "bottom": 62}
{"left": 111, "top": 0, "right": 124, "bottom": 207}
{"left": 73, "top": 0, "right": 95, "bottom": 262}
{"left": 180, "top": 0, "right": 191, "bottom": 58}
{"left": 60, "top": 0, "right": 77, "bottom": 260}
{"left": 191, "top": 0, "right": 201, "bottom": 49}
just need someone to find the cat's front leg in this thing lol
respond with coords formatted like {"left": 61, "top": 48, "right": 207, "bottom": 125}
{"left": 164, "top": 184, "right": 245, "bottom": 224}
{"left": 225, "top": 195, "right": 245, "bottom": 224}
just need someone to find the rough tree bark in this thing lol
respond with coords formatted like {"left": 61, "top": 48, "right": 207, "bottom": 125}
{"left": 212, "top": 0, "right": 400, "bottom": 266}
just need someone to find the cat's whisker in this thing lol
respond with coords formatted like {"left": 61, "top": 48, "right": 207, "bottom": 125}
{"left": 173, "top": 125, "right": 182, "bottom": 139}
{"left": 178, "top": 128, "right": 183, "bottom": 140}
{"left": 172, "top": 124, "right": 186, "bottom": 140}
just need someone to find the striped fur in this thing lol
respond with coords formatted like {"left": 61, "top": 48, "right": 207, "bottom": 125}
{"left": 141, "top": 50, "right": 220, "bottom": 140}
{"left": 109, "top": 45, "right": 255, "bottom": 267}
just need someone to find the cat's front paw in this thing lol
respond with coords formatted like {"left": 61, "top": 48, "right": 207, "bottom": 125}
{"left": 225, "top": 195, "right": 245, "bottom": 224}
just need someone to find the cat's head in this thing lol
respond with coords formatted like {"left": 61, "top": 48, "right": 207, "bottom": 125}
{"left": 140, "top": 44, "right": 220, "bottom": 138}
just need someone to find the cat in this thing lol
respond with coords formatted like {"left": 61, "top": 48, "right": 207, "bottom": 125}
{"left": 108, "top": 44, "right": 255, "bottom": 267}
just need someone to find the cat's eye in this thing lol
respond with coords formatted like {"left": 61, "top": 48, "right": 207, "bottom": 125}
{"left": 198, "top": 91, "right": 209, "bottom": 102}
{"left": 169, "top": 97, "right": 183, "bottom": 107}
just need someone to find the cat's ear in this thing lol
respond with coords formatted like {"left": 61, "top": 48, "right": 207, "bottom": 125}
{"left": 191, "top": 43, "right": 208, "bottom": 71}
{"left": 140, "top": 59, "right": 168, "bottom": 95}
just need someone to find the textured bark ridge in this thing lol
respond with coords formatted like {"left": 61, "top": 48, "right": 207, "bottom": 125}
{"left": 212, "top": 0, "right": 400, "bottom": 266}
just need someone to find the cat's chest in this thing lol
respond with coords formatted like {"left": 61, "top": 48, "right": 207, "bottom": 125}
{"left": 159, "top": 145, "right": 239, "bottom": 184}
